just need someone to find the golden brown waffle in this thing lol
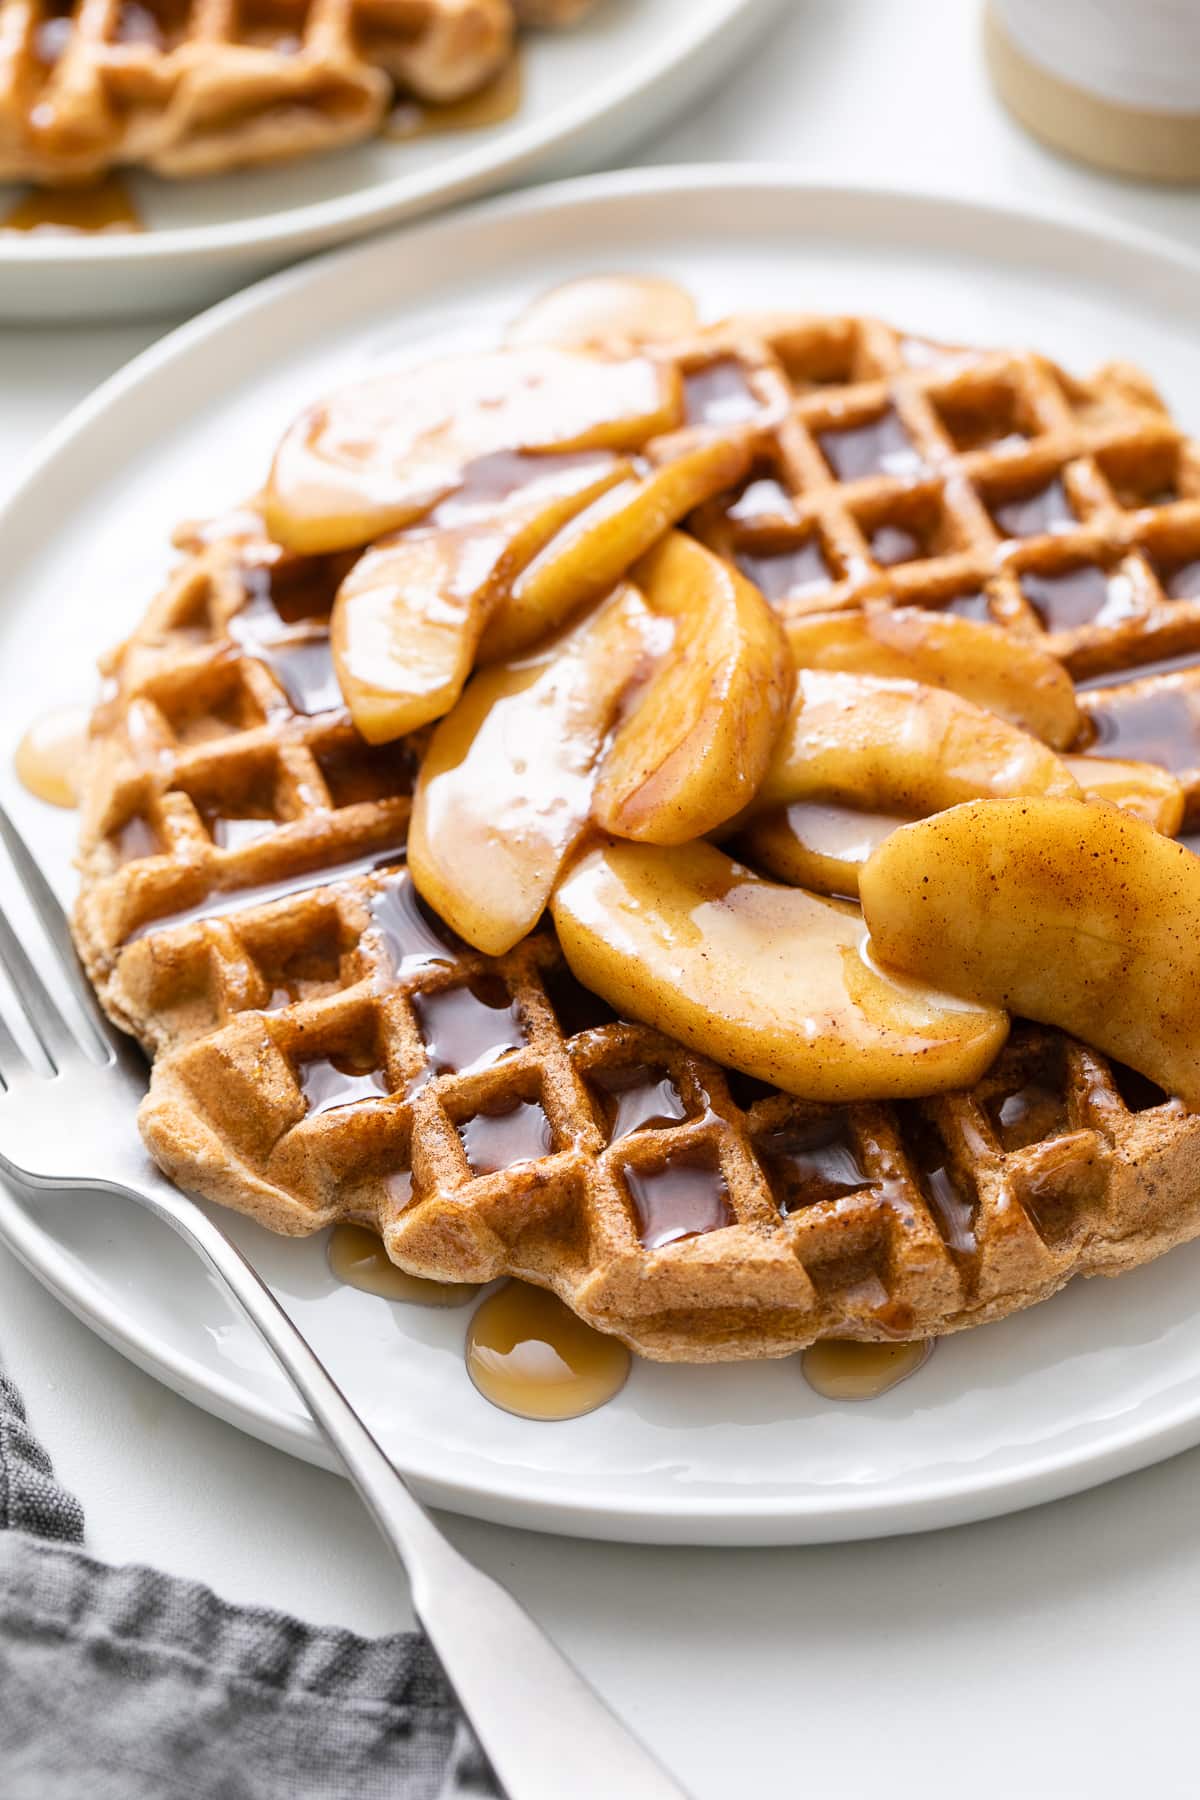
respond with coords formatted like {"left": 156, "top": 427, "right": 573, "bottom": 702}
{"left": 0, "top": 0, "right": 573, "bottom": 182}
{"left": 73, "top": 308, "right": 1200, "bottom": 1362}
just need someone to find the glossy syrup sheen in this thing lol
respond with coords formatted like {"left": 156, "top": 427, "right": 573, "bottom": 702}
{"left": 2, "top": 175, "right": 141, "bottom": 235}
{"left": 14, "top": 705, "right": 90, "bottom": 807}
{"left": 802, "top": 1338, "right": 933, "bottom": 1400}
{"left": 327, "top": 1223, "right": 477, "bottom": 1307}
{"left": 385, "top": 53, "right": 522, "bottom": 140}
{"left": 466, "top": 1281, "right": 631, "bottom": 1420}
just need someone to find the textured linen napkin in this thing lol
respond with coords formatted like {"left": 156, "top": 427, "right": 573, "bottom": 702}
{"left": 0, "top": 1367, "right": 501, "bottom": 1799}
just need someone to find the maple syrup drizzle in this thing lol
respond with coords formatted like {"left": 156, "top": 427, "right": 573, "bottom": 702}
{"left": 327, "top": 1223, "right": 476, "bottom": 1306}
{"left": 460, "top": 1098, "right": 554, "bottom": 1176}
{"left": 802, "top": 1338, "right": 932, "bottom": 1400}
{"left": 14, "top": 704, "right": 89, "bottom": 807}
{"left": 466, "top": 1281, "right": 630, "bottom": 1421}
{"left": 870, "top": 522, "right": 923, "bottom": 567}
{"left": 728, "top": 474, "right": 795, "bottom": 523}
{"left": 411, "top": 975, "right": 525, "bottom": 1078}
{"left": 989, "top": 1082, "right": 1067, "bottom": 1151}
{"left": 623, "top": 1148, "right": 733, "bottom": 1250}
{"left": 2, "top": 175, "right": 142, "bottom": 236}
{"left": 301, "top": 1055, "right": 389, "bottom": 1116}
{"left": 756, "top": 1116, "right": 877, "bottom": 1213}
{"left": 259, "top": 638, "right": 342, "bottom": 716}
{"left": 940, "top": 589, "right": 991, "bottom": 622}
{"left": 1084, "top": 682, "right": 1200, "bottom": 776}
{"left": 368, "top": 872, "right": 461, "bottom": 978}
{"left": 683, "top": 359, "right": 765, "bottom": 428}
{"left": 1021, "top": 564, "right": 1117, "bottom": 631}
{"left": 990, "top": 476, "right": 1075, "bottom": 539}
{"left": 817, "top": 410, "right": 923, "bottom": 482}
{"left": 735, "top": 536, "right": 832, "bottom": 604}
{"left": 384, "top": 53, "right": 522, "bottom": 140}
{"left": 125, "top": 852, "right": 402, "bottom": 943}
{"left": 590, "top": 1064, "right": 689, "bottom": 1142}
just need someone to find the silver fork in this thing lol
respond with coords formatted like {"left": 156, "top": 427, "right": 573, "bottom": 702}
{"left": 0, "top": 804, "right": 689, "bottom": 1800}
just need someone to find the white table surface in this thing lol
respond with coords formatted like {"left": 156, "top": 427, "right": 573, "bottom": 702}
{"left": 5, "top": 3, "right": 1200, "bottom": 1795}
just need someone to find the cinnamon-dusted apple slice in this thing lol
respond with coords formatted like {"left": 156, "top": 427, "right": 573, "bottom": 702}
{"left": 1063, "top": 755, "right": 1185, "bottom": 834}
{"left": 785, "top": 604, "right": 1081, "bottom": 749}
{"left": 860, "top": 797, "right": 1200, "bottom": 1107}
{"left": 551, "top": 840, "right": 1008, "bottom": 1102}
{"left": 478, "top": 437, "right": 751, "bottom": 662}
{"left": 331, "top": 458, "right": 627, "bottom": 743}
{"left": 741, "top": 802, "right": 907, "bottom": 898}
{"left": 591, "top": 532, "right": 791, "bottom": 845}
{"left": 507, "top": 275, "right": 700, "bottom": 348}
{"left": 265, "top": 347, "right": 682, "bottom": 555}
{"left": 744, "top": 756, "right": 1185, "bottom": 899}
{"left": 752, "top": 671, "right": 1080, "bottom": 819}
{"left": 409, "top": 585, "right": 653, "bottom": 956}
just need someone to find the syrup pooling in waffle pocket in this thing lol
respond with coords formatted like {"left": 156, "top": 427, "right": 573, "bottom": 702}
{"left": 57, "top": 277, "right": 1200, "bottom": 1388}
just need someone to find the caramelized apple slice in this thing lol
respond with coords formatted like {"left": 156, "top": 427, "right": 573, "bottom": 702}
{"left": 551, "top": 840, "right": 1008, "bottom": 1101}
{"left": 785, "top": 605, "right": 1081, "bottom": 750}
{"left": 592, "top": 533, "right": 791, "bottom": 845}
{"left": 861, "top": 797, "right": 1200, "bottom": 1106}
{"left": 1063, "top": 755, "right": 1185, "bottom": 834}
{"left": 330, "top": 459, "right": 626, "bottom": 743}
{"left": 265, "top": 348, "right": 682, "bottom": 555}
{"left": 753, "top": 671, "right": 1080, "bottom": 817}
{"left": 742, "top": 802, "right": 906, "bottom": 897}
{"left": 409, "top": 586, "right": 653, "bottom": 955}
{"left": 507, "top": 275, "right": 699, "bottom": 348}
{"left": 478, "top": 437, "right": 751, "bottom": 662}
{"left": 744, "top": 754, "right": 1184, "bottom": 899}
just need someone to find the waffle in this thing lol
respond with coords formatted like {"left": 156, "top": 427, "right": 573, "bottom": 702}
{"left": 0, "top": 0, "right": 596, "bottom": 182}
{"left": 73, "top": 306, "right": 1200, "bottom": 1362}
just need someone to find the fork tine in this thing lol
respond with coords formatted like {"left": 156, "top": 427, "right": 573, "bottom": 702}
{"left": 0, "top": 802, "right": 111, "bottom": 1057}
{"left": 0, "top": 898, "right": 79, "bottom": 1070}
{"left": 0, "top": 1003, "right": 27, "bottom": 1090}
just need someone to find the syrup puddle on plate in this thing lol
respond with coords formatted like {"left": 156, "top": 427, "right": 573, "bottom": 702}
{"left": 2, "top": 175, "right": 142, "bottom": 235}
{"left": 466, "top": 1281, "right": 631, "bottom": 1420}
{"left": 327, "top": 1223, "right": 478, "bottom": 1307}
{"left": 385, "top": 53, "right": 521, "bottom": 140}
{"left": 801, "top": 1338, "right": 933, "bottom": 1400}
{"left": 14, "top": 704, "right": 90, "bottom": 807}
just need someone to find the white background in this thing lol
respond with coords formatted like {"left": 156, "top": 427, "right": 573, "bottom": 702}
{"left": 4, "top": 4, "right": 1200, "bottom": 1795}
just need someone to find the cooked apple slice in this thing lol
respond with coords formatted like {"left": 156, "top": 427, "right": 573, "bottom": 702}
{"left": 741, "top": 802, "right": 907, "bottom": 897}
{"left": 861, "top": 797, "right": 1200, "bottom": 1106}
{"left": 752, "top": 671, "right": 1080, "bottom": 818}
{"left": 409, "top": 586, "right": 653, "bottom": 955}
{"left": 265, "top": 348, "right": 682, "bottom": 555}
{"left": 591, "top": 533, "right": 791, "bottom": 845}
{"left": 507, "top": 275, "right": 699, "bottom": 348}
{"left": 330, "top": 459, "right": 628, "bottom": 743}
{"left": 743, "top": 755, "right": 1184, "bottom": 900}
{"left": 551, "top": 840, "right": 1008, "bottom": 1101}
{"left": 478, "top": 437, "right": 751, "bottom": 662}
{"left": 1063, "top": 755, "right": 1185, "bottom": 835}
{"left": 785, "top": 605, "right": 1081, "bottom": 749}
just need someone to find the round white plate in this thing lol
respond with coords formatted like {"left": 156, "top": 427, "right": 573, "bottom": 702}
{"left": 6, "top": 169, "right": 1200, "bottom": 1545}
{"left": 0, "top": 0, "right": 780, "bottom": 323}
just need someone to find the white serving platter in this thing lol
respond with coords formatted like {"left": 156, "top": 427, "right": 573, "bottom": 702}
{"left": 4, "top": 168, "right": 1200, "bottom": 1545}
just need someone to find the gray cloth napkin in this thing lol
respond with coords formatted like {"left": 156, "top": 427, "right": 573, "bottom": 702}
{"left": 0, "top": 1368, "right": 501, "bottom": 1799}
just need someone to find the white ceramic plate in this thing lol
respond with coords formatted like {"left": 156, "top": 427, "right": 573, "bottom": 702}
{"left": 6, "top": 169, "right": 1200, "bottom": 1545}
{"left": 0, "top": 0, "right": 780, "bottom": 322}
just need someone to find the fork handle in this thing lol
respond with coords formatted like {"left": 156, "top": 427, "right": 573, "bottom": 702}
{"left": 128, "top": 1173, "right": 690, "bottom": 1800}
